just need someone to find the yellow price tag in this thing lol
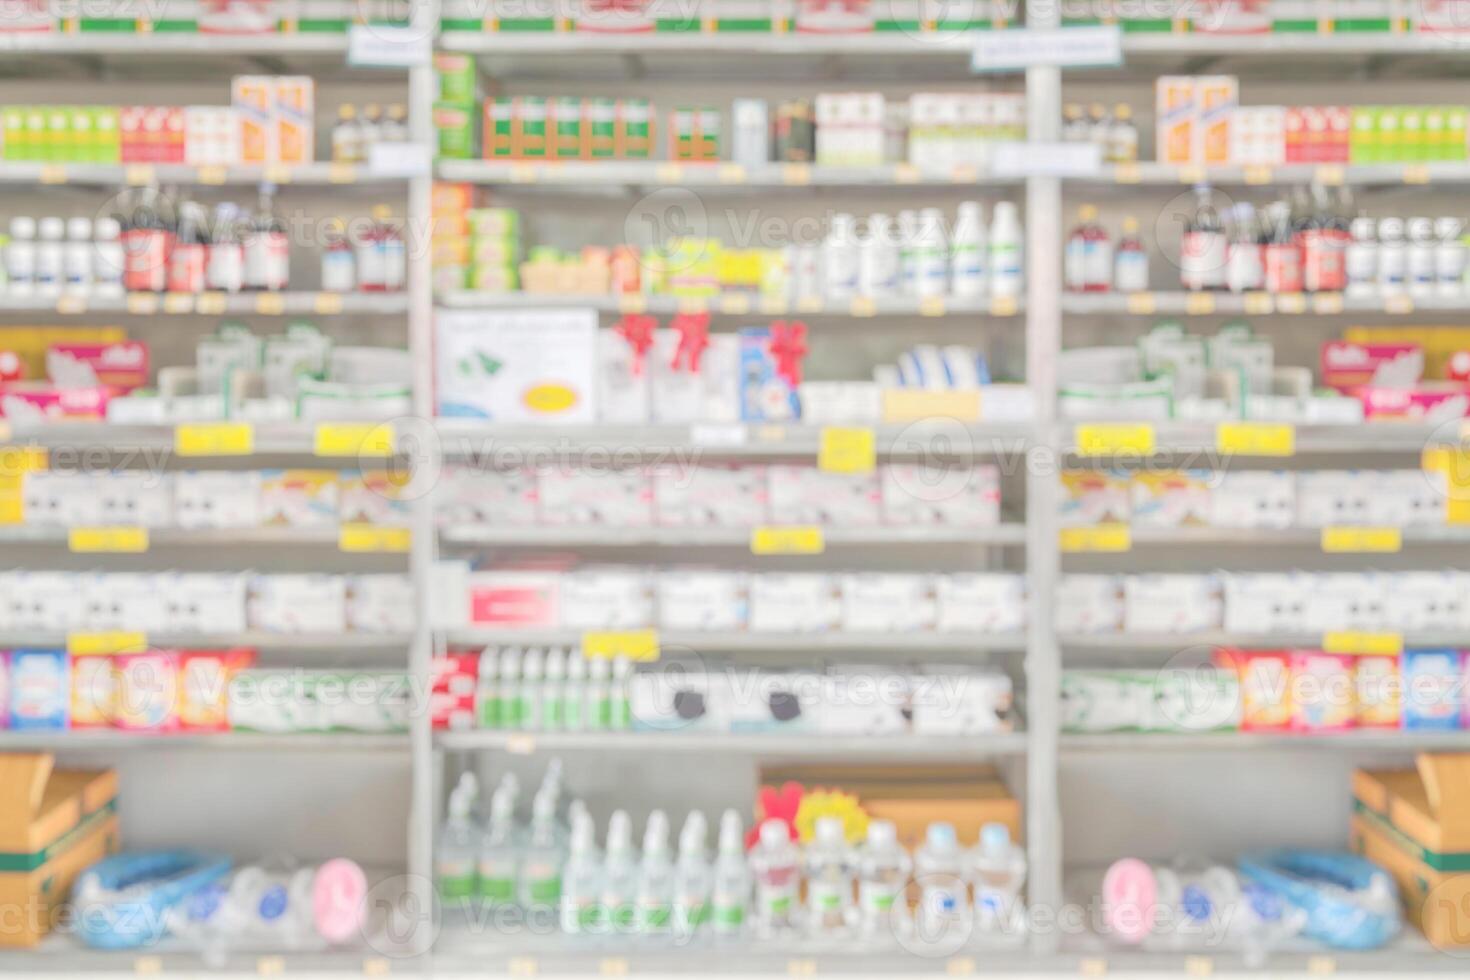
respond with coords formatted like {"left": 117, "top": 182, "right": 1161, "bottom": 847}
{"left": 1060, "top": 524, "right": 1132, "bottom": 553}
{"left": 175, "top": 422, "right": 254, "bottom": 456}
{"left": 162, "top": 293, "right": 194, "bottom": 314}
{"left": 1311, "top": 292, "right": 1344, "bottom": 315}
{"left": 196, "top": 292, "right": 227, "bottom": 315}
{"left": 362, "top": 958, "right": 391, "bottom": 976}
{"left": 265, "top": 165, "right": 293, "bottom": 184}
{"left": 719, "top": 294, "right": 751, "bottom": 315}
{"left": 314, "top": 292, "right": 344, "bottom": 315}
{"left": 919, "top": 296, "right": 946, "bottom": 317}
{"left": 197, "top": 165, "right": 228, "bottom": 185}
{"left": 1403, "top": 164, "right": 1431, "bottom": 184}
{"left": 339, "top": 524, "right": 411, "bottom": 553}
{"left": 617, "top": 293, "right": 646, "bottom": 314}
{"left": 1125, "top": 292, "right": 1156, "bottom": 315}
{"left": 796, "top": 295, "right": 824, "bottom": 314}
{"left": 1275, "top": 292, "right": 1306, "bottom": 314}
{"left": 1385, "top": 295, "right": 1414, "bottom": 315}
{"left": 656, "top": 163, "right": 684, "bottom": 183}
{"left": 1323, "top": 631, "right": 1403, "bottom": 655}
{"left": 989, "top": 295, "right": 1018, "bottom": 316}
{"left": 600, "top": 959, "right": 630, "bottom": 977}
{"left": 1112, "top": 162, "right": 1140, "bottom": 184}
{"left": 56, "top": 295, "right": 87, "bottom": 315}
{"left": 782, "top": 163, "right": 811, "bottom": 186}
{"left": 0, "top": 495, "right": 22, "bottom": 525}
{"left": 1243, "top": 291, "right": 1274, "bottom": 315}
{"left": 880, "top": 390, "right": 982, "bottom": 423}
{"left": 951, "top": 163, "right": 978, "bottom": 183}
{"left": 1216, "top": 422, "right": 1294, "bottom": 457}
{"left": 1079, "top": 959, "right": 1108, "bottom": 976}
{"left": 68, "top": 631, "right": 147, "bottom": 655}
{"left": 1075, "top": 423, "right": 1155, "bottom": 456}
{"left": 255, "top": 293, "right": 285, "bottom": 315}
{"left": 509, "top": 162, "right": 538, "bottom": 183}
{"left": 134, "top": 955, "right": 163, "bottom": 975}
{"left": 329, "top": 162, "right": 357, "bottom": 184}
{"left": 69, "top": 526, "right": 149, "bottom": 553}
{"left": 819, "top": 426, "right": 876, "bottom": 473}
{"left": 893, "top": 162, "right": 922, "bottom": 184}
{"left": 1448, "top": 498, "right": 1470, "bottom": 526}
{"left": 758, "top": 296, "right": 789, "bottom": 315}
{"left": 1185, "top": 292, "right": 1215, "bottom": 315}
{"left": 126, "top": 293, "right": 159, "bottom": 315}
{"left": 946, "top": 958, "right": 976, "bottom": 977}
{"left": 125, "top": 164, "right": 155, "bottom": 186}
{"left": 718, "top": 163, "right": 746, "bottom": 184}
{"left": 39, "top": 164, "right": 68, "bottom": 185}
{"left": 581, "top": 629, "right": 660, "bottom": 661}
{"left": 1185, "top": 957, "right": 1213, "bottom": 977}
{"left": 1321, "top": 526, "right": 1402, "bottom": 553}
{"left": 1315, "top": 165, "right": 1345, "bottom": 186}
{"left": 751, "top": 526, "right": 825, "bottom": 555}
{"left": 1307, "top": 955, "right": 1337, "bottom": 976}
{"left": 849, "top": 296, "right": 877, "bottom": 317}
{"left": 1178, "top": 165, "right": 1206, "bottom": 184}
{"left": 788, "top": 960, "right": 817, "bottom": 979}
{"left": 1243, "top": 165, "right": 1272, "bottom": 185}
{"left": 315, "top": 422, "right": 395, "bottom": 457}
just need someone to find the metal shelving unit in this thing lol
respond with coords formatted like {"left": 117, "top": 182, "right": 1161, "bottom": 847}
{"left": 0, "top": 291, "right": 409, "bottom": 316}
{"left": 436, "top": 291, "right": 1023, "bottom": 318}
{"left": 439, "top": 523, "right": 1029, "bottom": 548}
{"left": 441, "top": 629, "right": 1028, "bottom": 654}
{"left": 1061, "top": 290, "right": 1464, "bottom": 315}
{"left": 437, "top": 730, "right": 1028, "bottom": 756}
{"left": 0, "top": 630, "right": 411, "bottom": 651}
{"left": 436, "top": 159, "right": 1022, "bottom": 188}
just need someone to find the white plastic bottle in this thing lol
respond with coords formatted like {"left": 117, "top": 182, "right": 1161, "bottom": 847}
{"left": 857, "top": 213, "right": 899, "bottom": 299}
{"left": 7, "top": 216, "right": 36, "bottom": 295}
{"left": 92, "top": 217, "right": 125, "bottom": 298}
{"left": 1407, "top": 216, "right": 1437, "bottom": 298}
{"left": 969, "top": 822, "right": 1027, "bottom": 937}
{"left": 950, "top": 201, "right": 987, "bottom": 298}
{"left": 520, "top": 648, "right": 543, "bottom": 731}
{"left": 987, "top": 202, "right": 1023, "bottom": 301}
{"left": 822, "top": 212, "right": 860, "bottom": 302}
{"left": 636, "top": 810, "right": 675, "bottom": 936}
{"left": 749, "top": 819, "right": 801, "bottom": 938}
{"left": 711, "top": 810, "right": 751, "bottom": 939}
{"left": 1114, "top": 216, "right": 1149, "bottom": 293}
{"left": 477, "top": 786, "right": 519, "bottom": 906}
{"left": 543, "top": 647, "right": 567, "bottom": 731}
{"left": 1377, "top": 217, "right": 1407, "bottom": 296}
{"left": 497, "top": 648, "right": 523, "bottom": 729}
{"left": 913, "top": 207, "right": 948, "bottom": 298}
{"left": 1345, "top": 216, "right": 1377, "bottom": 299}
{"left": 913, "top": 823, "right": 971, "bottom": 947}
{"left": 564, "top": 652, "right": 587, "bottom": 731}
{"left": 896, "top": 210, "right": 919, "bottom": 295}
{"left": 587, "top": 655, "right": 611, "bottom": 731}
{"left": 476, "top": 648, "right": 500, "bottom": 729}
{"left": 804, "top": 816, "right": 855, "bottom": 937}
{"left": 519, "top": 789, "right": 566, "bottom": 912}
{"left": 64, "top": 217, "right": 93, "bottom": 296}
{"left": 35, "top": 217, "right": 64, "bottom": 298}
{"left": 561, "top": 810, "right": 602, "bottom": 935}
{"left": 601, "top": 810, "right": 639, "bottom": 937}
{"left": 436, "top": 773, "right": 480, "bottom": 903}
{"left": 611, "top": 657, "right": 633, "bottom": 730}
{"left": 1435, "top": 216, "right": 1465, "bottom": 298}
{"left": 673, "top": 812, "right": 713, "bottom": 938}
{"left": 855, "top": 819, "right": 912, "bottom": 941}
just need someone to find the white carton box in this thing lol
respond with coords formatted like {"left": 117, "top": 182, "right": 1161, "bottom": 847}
{"left": 435, "top": 308, "right": 598, "bottom": 422}
{"left": 1364, "top": 470, "right": 1446, "bottom": 527}
{"left": 1221, "top": 572, "right": 1311, "bottom": 634}
{"left": 436, "top": 467, "right": 538, "bottom": 526}
{"left": 1384, "top": 572, "right": 1464, "bottom": 632}
{"left": 657, "top": 570, "right": 749, "bottom": 632}
{"left": 596, "top": 328, "right": 652, "bottom": 424}
{"left": 538, "top": 467, "right": 653, "bottom": 526}
{"left": 96, "top": 472, "right": 175, "bottom": 528}
{"left": 1210, "top": 471, "right": 1295, "bottom": 529}
{"left": 749, "top": 574, "right": 840, "bottom": 633}
{"left": 1123, "top": 575, "right": 1221, "bottom": 633}
{"left": 936, "top": 573, "right": 1026, "bottom": 634}
{"left": 1055, "top": 575, "right": 1124, "bottom": 634}
{"left": 22, "top": 472, "right": 103, "bottom": 526}
{"left": 559, "top": 567, "right": 655, "bottom": 630}
{"left": 249, "top": 574, "right": 347, "bottom": 633}
{"left": 653, "top": 464, "right": 768, "bottom": 527}
{"left": 1296, "top": 470, "right": 1371, "bottom": 527}
{"left": 911, "top": 669, "right": 1014, "bottom": 735}
{"left": 881, "top": 463, "right": 1001, "bottom": 526}
{"left": 83, "top": 573, "right": 169, "bottom": 632}
{"left": 630, "top": 669, "right": 732, "bottom": 733}
{"left": 15, "top": 572, "right": 86, "bottom": 631}
{"left": 767, "top": 466, "right": 881, "bottom": 526}
{"left": 163, "top": 573, "right": 250, "bottom": 634}
{"left": 728, "top": 671, "right": 821, "bottom": 732}
{"left": 839, "top": 573, "right": 937, "bottom": 633}
{"left": 347, "top": 574, "right": 416, "bottom": 634}
{"left": 174, "top": 471, "right": 263, "bottom": 529}
{"left": 649, "top": 330, "right": 740, "bottom": 424}
{"left": 818, "top": 670, "right": 910, "bottom": 735}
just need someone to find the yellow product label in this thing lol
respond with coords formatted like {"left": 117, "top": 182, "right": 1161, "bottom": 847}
{"left": 818, "top": 426, "right": 876, "bottom": 474}
{"left": 1060, "top": 524, "right": 1131, "bottom": 553}
{"left": 1243, "top": 291, "right": 1274, "bottom": 315}
{"left": 523, "top": 383, "right": 579, "bottom": 415}
{"left": 1321, "top": 526, "right": 1402, "bottom": 553}
{"left": 1275, "top": 292, "right": 1306, "bottom": 314}
{"left": 1311, "top": 292, "right": 1344, "bottom": 315}
{"left": 1126, "top": 292, "right": 1156, "bottom": 315}
{"left": 1178, "top": 165, "right": 1205, "bottom": 184}
{"left": 125, "top": 164, "right": 154, "bottom": 186}
{"left": 339, "top": 524, "right": 411, "bottom": 552}
{"left": 265, "top": 165, "right": 293, "bottom": 184}
{"left": 1075, "top": 423, "right": 1155, "bottom": 456}
{"left": 719, "top": 294, "right": 751, "bottom": 315}
{"left": 893, "top": 162, "right": 921, "bottom": 184}
{"left": 196, "top": 292, "right": 227, "bottom": 315}
{"left": 782, "top": 164, "right": 811, "bottom": 186}
{"left": 617, "top": 293, "right": 646, "bottom": 314}
{"left": 39, "top": 164, "right": 68, "bottom": 185}
{"left": 56, "top": 295, "right": 87, "bottom": 315}
{"left": 315, "top": 422, "right": 395, "bottom": 457}
{"left": 951, "top": 163, "right": 978, "bottom": 183}
{"left": 69, "top": 526, "right": 149, "bottom": 553}
{"left": 314, "top": 292, "right": 344, "bottom": 315}
{"left": 1448, "top": 498, "right": 1470, "bottom": 526}
{"left": 0, "top": 493, "right": 21, "bottom": 525}
{"left": 1403, "top": 164, "right": 1431, "bottom": 184}
{"left": 581, "top": 629, "right": 660, "bottom": 661}
{"left": 67, "top": 631, "right": 147, "bottom": 655}
{"left": 758, "top": 296, "right": 789, "bottom": 315}
{"left": 717, "top": 163, "right": 745, "bottom": 184}
{"left": 1216, "top": 422, "right": 1294, "bottom": 457}
{"left": 329, "top": 162, "right": 357, "bottom": 184}
{"left": 255, "top": 293, "right": 285, "bottom": 315}
{"left": 1384, "top": 295, "right": 1414, "bottom": 315}
{"left": 197, "top": 165, "right": 227, "bottom": 185}
{"left": 126, "top": 293, "right": 159, "bottom": 315}
{"left": 175, "top": 422, "right": 254, "bottom": 457}
{"left": 1113, "top": 163, "right": 1141, "bottom": 183}
{"left": 1185, "top": 292, "right": 1215, "bottom": 315}
{"left": 656, "top": 163, "right": 683, "bottom": 183}
{"left": 796, "top": 295, "right": 824, "bottom": 313}
{"left": 1315, "top": 165, "right": 1345, "bottom": 186}
{"left": 162, "top": 293, "right": 194, "bottom": 314}
{"left": 849, "top": 296, "right": 877, "bottom": 317}
{"left": 751, "top": 526, "right": 825, "bottom": 555}
{"left": 1243, "top": 165, "right": 1272, "bottom": 185}
{"left": 989, "top": 295, "right": 1019, "bottom": 316}
{"left": 1322, "top": 631, "right": 1403, "bottom": 656}
{"left": 677, "top": 296, "right": 709, "bottom": 315}
{"left": 919, "top": 296, "right": 946, "bottom": 317}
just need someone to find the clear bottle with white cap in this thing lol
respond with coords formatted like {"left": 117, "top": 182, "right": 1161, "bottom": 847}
{"left": 92, "top": 217, "right": 125, "bottom": 297}
{"left": 1435, "top": 217, "right": 1465, "bottom": 298}
{"left": 950, "top": 201, "right": 987, "bottom": 298}
{"left": 822, "top": 212, "right": 860, "bottom": 302}
{"left": 1407, "top": 216, "right": 1437, "bottom": 298}
{"left": 564, "top": 652, "right": 588, "bottom": 731}
{"left": 673, "top": 811, "right": 713, "bottom": 937}
{"left": 636, "top": 810, "right": 675, "bottom": 935}
{"left": 7, "top": 216, "right": 36, "bottom": 296}
{"left": 560, "top": 808, "right": 602, "bottom": 934}
{"left": 988, "top": 202, "right": 1024, "bottom": 300}
{"left": 711, "top": 810, "right": 751, "bottom": 938}
{"left": 1377, "top": 217, "right": 1407, "bottom": 296}
{"left": 542, "top": 647, "right": 567, "bottom": 731}
{"left": 913, "top": 822, "right": 970, "bottom": 945}
{"left": 436, "top": 772, "right": 481, "bottom": 903}
{"left": 601, "top": 810, "right": 639, "bottom": 935}
{"left": 520, "top": 648, "right": 544, "bottom": 731}
{"left": 64, "top": 217, "right": 93, "bottom": 296}
{"left": 913, "top": 207, "right": 949, "bottom": 299}
{"left": 35, "top": 216, "right": 65, "bottom": 297}
{"left": 804, "top": 816, "right": 855, "bottom": 936}
{"left": 519, "top": 789, "right": 565, "bottom": 911}
{"left": 749, "top": 818, "right": 801, "bottom": 937}
{"left": 969, "top": 822, "right": 1026, "bottom": 936}
{"left": 855, "top": 819, "right": 911, "bottom": 940}
{"left": 857, "top": 213, "right": 899, "bottom": 299}
{"left": 476, "top": 786, "right": 519, "bottom": 907}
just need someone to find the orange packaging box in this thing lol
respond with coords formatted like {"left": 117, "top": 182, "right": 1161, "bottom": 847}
{"left": 1194, "top": 75, "right": 1237, "bottom": 166}
{"left": 1156, "top": 76, "right": 1197, "bottom": 165}
{"left": 232, "top": 75, "right": 276, "bottom": 165}
{"left": 274, "top": 76, "right": 315, "bottom": 165}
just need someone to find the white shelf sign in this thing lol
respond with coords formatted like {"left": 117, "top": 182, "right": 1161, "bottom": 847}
{"left": 369, "top": 142, "right": 432, "bottom": 178}
{"left": 992, "top": 141, "right": 1102, "bottom": 178}
{"left": 348, "top": 25, "right": 430, "bottom": 69}
{"left": 972, "top": 25, "right": 1123, "bottom": 73}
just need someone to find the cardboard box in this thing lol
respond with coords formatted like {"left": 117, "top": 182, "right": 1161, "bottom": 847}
{"left": 0, "top": 754, "right": 119, "bottom": 947}
{"left": 1351, "top": 754, "right": 1470, "bottom": 949}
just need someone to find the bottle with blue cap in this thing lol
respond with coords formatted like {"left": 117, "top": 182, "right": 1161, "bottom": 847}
{"left": 913, "top": 822, "right": 970, "bottom": 945}
{"left": 969, "top": 822, "right": 1026, "bottom": 937}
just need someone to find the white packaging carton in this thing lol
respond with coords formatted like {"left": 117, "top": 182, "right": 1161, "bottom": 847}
{"left": 839, "top": 573, "right": 937, "bottom": 632}
{"left": 728, "top": 671, "right": 821, "bottom": 733}
{"left": 96, "top": 472, "right": 174, "bottom": 528}
{"left": 749, "top": 574, "right": 840, "bottom": 633}
{"left": 881, "top": 463, "right": 1001, "bottom": 526}
{"left": 1296, "top": 573, "right": 1365, "bottom": 632}
{"left": 1296, "top": 470, "right": 1371, "bottom": 527}
{"left": 818, "top": 670, "right": 910, "bottom": 735}
{"left": 911, "top": 669, "right": 1013, "bottom": 735}
{"left": 249, "top": 574, "right": 347, "bottom": 633}
{"left": 649, "top": 330, "right": 739, "bottom": 424}
{"left": 1123, "top": 575, "right": 1221, "bottom": 633}
{"left": 83, "top": 573, "right": 169, "bottom": 632}
{"left": 596, "top": 328, "right": 653, "bottom": 424}
{"left": 1055, "top": 575, "right": 1124, "bottom": 634}
{"left": 435, "top": 308, "right": 598, "bottom": 422}
{"left": 175, "top": 471, "right": 263, "bottom": 529}
{"left": 538, "top": 467, "right": 653, "bottom": 526}
{"left": 767, "top": 465, "right": 882, "bottom": 526}
{"left": 936, "top": 573, "right": 1026, "bottom": 633}
{"left": 657, "top": 570, "right": 749, "bottom": 632}
{"left": 14, "top": 572, "right": 86, "bottom": 631}
{"left": 1384, "top": 572, "right": 1464, "bottom": 632}
{"left": 653, "top": 463, "right": 768, "bottom": 527}
{"left": 1363, "top": 470, "right": 1446, "bottom": 527}
{"left": 163, "top": 573, "right": 250, "bottom": 634}
{"left": 436, "top": 467, "right": 538, "bottom": 526}
{"left": 347, "top": 574, "right": 417, "bottom": 633}
{"left": 1221, "top": 572, "right": 1311, "bottom": 634}
{"left": 560, "top": 567, "right": 655, "bottom": 630}
{"left": 1210, "top": 471, "right": 1295, "bottom": 529}
{"left": 21, "top": 472, "right": 103, "bottom": 526}
{"left": 630, "top": 668, "right": 732, "bottom": 734}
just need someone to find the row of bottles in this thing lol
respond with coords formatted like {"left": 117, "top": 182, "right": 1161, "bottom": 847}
{"left": 472, "top": 648, "right": 634, "bottom": 732}
{"left": 436, "top": 766, "right": 1029, "bottom": 946}
{"left": 319, "top": 206, "right": 408, "bottom": 293}
{"left": 331, "top": 103, "right": 411, "bottom": 164}
{"left": 1065, "top": 206, "right": 1149, "bottom": 293}
{"left": 1062, "top": 102, "right": 1139, "bottom": 164}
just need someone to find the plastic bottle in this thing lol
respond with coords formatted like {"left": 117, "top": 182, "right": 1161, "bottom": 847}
{"left": 519, "top": 790, "right": 565, "bottom": 912}
{"left": 332, "top": 105, "right": 363, "bottom": 163}
{"left": 170, "top": 860, "right": 367, "bottom": 960}
{"left": 6, "top": 217, "right": 36, "bottom": 295}
{"left": 913, "top": 823, "right": 970, "bottom": 946}
{"left": 121, "top": 188, "right": 170, "bottom": 293}
{"left": 804, "top": 816, "right": 854, "bottom": 937}
{"left": 63, "top": 217, "right": 93, "bottom": 296}
{"left": 543, "top": 648, "right": 567, "bottom": 731}
{"left": 1065, "top": 205, "right": 1110, "bottom": 293}
{"left": 600, "top": 811, "right": 639, "bottom": 936}
{"left": 561, "top": 810, "right": 602, "bottom": 934}
{"left": 1180, "top": 185, "right": 1227, "bottom": 291}
{"left": 35, "top": 217, "right": 65, "bottom": 297}
{"left": 360, "top": 103, "right": 384, "bottom": 149}
{"left": 384, "top": 104, "right": 410, "bottom": 144}
{"left": 673, "top": 812, "right": 713, "bottom": 938}
{"left": 1407, "top": 216, "right": 1438, "bottom": 298}
{"left": 969, "top": 823, "right": 1026, "bottom": 936}
{"left": 564, "top": 652, "right": 587, "bottom": 731}
{"left": 822, "top": 212, "right": 860, "bottom": 302}
{"left": 1226, "top": 203, "right": 1264, "bottom": 294}
{"left": 168, "top": 201, "right": 209, "bottom": 295}
{"left": 896, "top": 210, "right": 919, "bottom": 295}
{"left": 913, "top": 207, "right": 948, "bottom": 298}
{"left": 949, "top": 201, "right": 986, "bottom": 298}
{"left": 636, "top": 811, "right": 675, "bottom": 935}
{"left": 1062, "top": 103, "right": 1088, "bottom": 143}
{"left": 320, "top": 218, "right": 355, "bottom": 293}
{"left": 987, "top": 202, "right": 1023, "bottom": 300}
{"left": 1377, "top": 216, "right": 1407, "bottom": 296}
{"left": 206, "top": 203, "right": 244, "bottom": 294}
{"left": 750, "top": 819, "right": 801, "bottom": 938}
{"left": 1087, "top": 103, "right": 1110, "bottom": 150}
{"left": 857, "top": 213, "right": 899, "bottom": 299}
{"left": 1114, "top": 216, "right": 1149, "bottom": 293}
{"left": 436, "top": 773, "right": 480, "bottom": 902}
{"left": 520, "top": 648, "right": 544, "bottom": 731}
{"left": 92, "top": 217, "right": 125, "bottom": 298}
{"left": 1301, "top": 185, "right": 1347, "bottom": 294}
{"left": 1435, "top": 217, "right": 1465, "bottom": 298}
{"left": 499, "top": 648, "right": 523, "bottom": 729}
{"left": 1263, "top": 200, "right": 1303, "bottom": 295}
{"left": 855, "top": 819, "right": 911, "bottom": 941}
{"left": 1109, "top": 104, "right": 1139, "bottom": 163}
{"left": 711, "top": 810, "right": 750, "bottom": 939}
{"left": 587, "top": 655, "right": 611, "bottom": 730}
{"left": 378, "top": 207, "right": 407, "bottom": 292}
{"left": 243, "top": 185, "right": 289, "bottom": 291}
{"left": 1345, "top": 216, "right": 1378, "bottom": 298}
{"left": 611, "top": 657, "right": 633, "bottom": 730}
{"left": 477, "top": 786, "right": 519, "bottom": 906}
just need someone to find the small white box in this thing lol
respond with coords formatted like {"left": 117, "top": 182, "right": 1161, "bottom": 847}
{"left": 163, "top": 573, "right": 249, "bottom": 634}
{"left": 767, "top": 466, "right": 881, "bottom": 526}
{"left": 1384, "top": 572, "right": 1464, "bottom": 632}
{"left": 249, "top": 574, "right": 347, "bottom": 633}
{"left": 657, "top": 570, "right": 749, "bottom": 632}
{"left": 1210, "top": 471, "right": 1294, "bottom": 529}
{"left": 96, "top": 472, "right": 174, "bottom": 528}
{"left": 1123, "top": 575, "right": 1221, "bottom": 633}
{"left": 1363, "top": 470, "right": 1445, "bottom": 527}
{"left": 653, "top": 464, "right": 768, "bottom": 527}
{"left": 649, "top": 330, "right": 739, "bottom": 424}
{"left": 840, "top": 573, "right": 937, "bottom": 633}
{"left": 1319, "top": 573, "right": 1384, "bottom": 631}
{"left": 175, "top": 471, "right": 262, "bottom": 529}
{"left": 597, "top": 328, "right": 653, "bottom": 424}
{"left": 347, "top": 574, "right": 416, "bottom": 634}
{"left": 83, "top": 573, "right": 169, "bottom": 631}
{"left": 881, "top": 463, "right": 1000, "bottom": 526}
{"left": 560, "top": 567, "right": 655, "bottom": 630}
{"left": 749, "top": 574, "right": 840, "bottom": 633}
{"left": 22, "top": 472, "right": 103, "bottom": 526}
{"left": 911, "top": 669, "right": 1014, "bottom": 735}
{"left": 538, "top": 467, "right": 653, "bottom": 526}
{"left": 13, "top": 572, "right": 86, "bottom": 631}
{"left": 1221, "top": 573, "right": 1313, "bottom": 634}
{"left": 630, "top": 668, "right": 731, "bottom": 733}
{"left": 1296, "top": 471, "right": 1371, "bottom": 527}
{"left": 936, "top": 573, "right": 1026, "bottom": 634}
{"left": 1055, "top": 575, "right": 1124, "bottom": 634}
{"left": 728, "top": 671, "right": 821, "bottom": 732}
{"left": 818, "top": 670, "right": 910, "bottom": 735}
{"left": 436, "top": 467, "right": 538, "bottom": 526}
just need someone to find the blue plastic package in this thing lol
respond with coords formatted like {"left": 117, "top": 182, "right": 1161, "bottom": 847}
{"left": 1237, "top": 850, "right": 1401, "bottom": 951}
{"left": 73, "top": 851, "right": 233, "bottom": 949}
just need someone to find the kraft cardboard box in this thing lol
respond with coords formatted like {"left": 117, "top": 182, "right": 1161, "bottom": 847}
{"left": 1352, "top": 754, "right": 1470, "bottom": 949}
{"left": 0, "top": 754, "right": 120, "bottom": 948}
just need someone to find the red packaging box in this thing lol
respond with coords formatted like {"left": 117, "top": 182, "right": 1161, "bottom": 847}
{"left": 1326, "top": 106, "right": 1352, "bottom": 163}
{"left": 163, "top": 107, "right": 187, "bottom": 164}
{"left": 0, "top": 383, "right": 114, "bottom": 418}
{"left": 431, "top": 691, "right": 476, "bottom": 731}
{"left": 1284, "top": 107, "right": 1307, "bottom": 164}
{"left": 1215, "top": 648, "right": 1292, "bottom": 732}
{"left": 119, "top": 106, "right": 148, "bottom": 163}
{"left": 47, "top": 341, "right": 149, "bottom": 391}
{"left": 1320, "top": 341, "right": 1422, "bottom": 390}
{"left": 178, "top": 649, "right": 256, "bottom": 732}
{"left": 1354, "top": 383, "right": 1470, "bottom": 419}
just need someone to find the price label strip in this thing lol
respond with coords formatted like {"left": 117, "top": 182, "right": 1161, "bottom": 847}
{"left": 1075, "top": 423, "right": 1155, "bottom": 457}
{"left": 1060, "top": 524, "right": 1131, "bottom": 553}
{"left": 1323, "top": 631, "right": 1403, "bottom": 656}
{"left": 1321, "top": 526, "right": 1402, "bottom": 553}
{"left": 315, "top": 423, "right": 395, "bottom": 458}
{"left": 818, "top": 426, "right": 876, "bottom": 474}
{"left": 1216, "top": 422, "right": 1294, "bottom": 457}
{"left": 175, "top": 422, "right": 254, "bottom": 457}
{"left": 751, "top": 526, "right": 825, "bottom": 555}
{"left": 70, "top": 526, "right": 149, "bottom": 553}
{"left": 339, "top": 524, "right": 411, "bottom": 553}
{"left": 68, "top": 632, "right": 148, "bottom": 656}
{"left": 581, "top": 630, "right": 660, "bottom": 661}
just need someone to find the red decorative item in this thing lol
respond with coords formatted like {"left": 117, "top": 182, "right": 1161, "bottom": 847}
{"left": 768, "top": 320, "right": 809, "bottom": 389}
{"left": 614, "top": 314, "right": 657, "bottom": 375}
{"left": 746, "top": 781, "right": 804, "bottom": 850}
{"left": 669, "top": 312, "right": 711, "bottom": 373}
{"left": 1449, "top": 351, "right": 1470, "bottom": 383}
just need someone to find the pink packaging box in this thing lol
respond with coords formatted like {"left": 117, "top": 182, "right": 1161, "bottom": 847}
{"left": 48, "top": 341, "right": 149, "bottom": 391}
{"left": 1354, "top": 384, "right": 1470, "bottom": 419}
{"left": 0, "top": 383, "right": 114, "bottom": 418}
{"left": 1289, "top": 649, "right": 1356, "bottom": 733}
{"left": 467, "top": 571, "right": 561, "bottom": 629}
{"left": 1320, "top": 341, "right": 1422, "bottom": 391}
